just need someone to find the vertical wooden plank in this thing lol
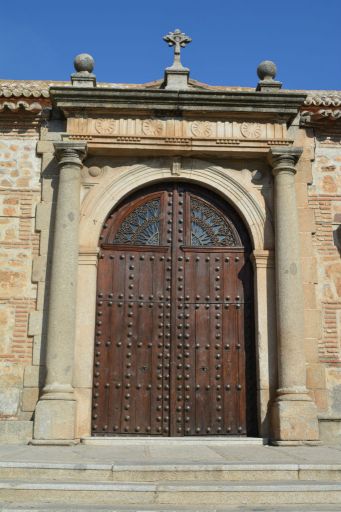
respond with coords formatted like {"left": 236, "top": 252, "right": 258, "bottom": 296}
{"left": 194, "top": 302, "right": 211, "bottom": 435}
{"left": 170, "top": 184, "right": 184, "bottom": 436}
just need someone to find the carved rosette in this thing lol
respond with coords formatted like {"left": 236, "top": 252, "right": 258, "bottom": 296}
{"left": 142, "top": 119, "right": 164, "bottom": 136}
{"left": 95, "top": 119, "right": 118, "bottom": 135}
{"left": 240, "top": 122, "right": 262, "bottom": 139}
{"left": 191, "top": 121, "right": 213, "bottom": 138}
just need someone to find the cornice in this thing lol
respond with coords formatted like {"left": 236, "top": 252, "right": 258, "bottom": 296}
{"left": 1, "top": 80, "right": 341, "bottom": 126}
{"left": 0, "top": 79, "right": 339, "bottom": 104}
{"left": 49, "top": 86, "right": 307, "bottom": 122}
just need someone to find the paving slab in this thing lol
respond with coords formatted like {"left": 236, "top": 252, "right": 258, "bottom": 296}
{"left": 1, "top": 443, "right": 341, "bottom": 467}
{"left": 2, "top": 506, "right": 341, "bottom": 512}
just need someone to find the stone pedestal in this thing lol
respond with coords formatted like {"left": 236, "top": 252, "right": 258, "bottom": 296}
{"left": 34, "top": 400, "right": 77, "bottom": 441}
{"left": 33, "top": 142, "right": 87, "bottom": 443}
{"left": 269, "top": 148, "right": 319, "bottom": 443}
{"left": 271, "top": 395, "right": 320, "bottom": 444}
{"left": 164, "top": 67, "right": 189, "bottom": 90}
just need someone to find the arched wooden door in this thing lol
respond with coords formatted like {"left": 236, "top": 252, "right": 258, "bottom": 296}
{"left": 92, "top": 183, "right": 257, "bottom": 436}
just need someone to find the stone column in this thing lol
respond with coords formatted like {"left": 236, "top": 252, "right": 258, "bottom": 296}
{"left": 269, "top": 147, "right": 319, "bottom": 444}
{"left": 33, "top": 141, "right": 87, "bottom": 443}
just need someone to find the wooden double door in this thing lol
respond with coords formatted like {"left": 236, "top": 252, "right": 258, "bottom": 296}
{"left": 92, "top": 183, "right": 256, "bottom": 436}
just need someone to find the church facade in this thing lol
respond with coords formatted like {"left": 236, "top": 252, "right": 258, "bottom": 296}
{"left": 0, "top": 33, "right": 341, "bottom": 445}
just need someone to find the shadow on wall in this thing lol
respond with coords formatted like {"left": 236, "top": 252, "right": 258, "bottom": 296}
{"left": 254, "top": 167, "right": 277, "bottom": 440}
{"left": 34, "top": 155, "right": 59, "bottom": 410}
{"left": 333, "top": 225, "right": 341, "bottom": 257}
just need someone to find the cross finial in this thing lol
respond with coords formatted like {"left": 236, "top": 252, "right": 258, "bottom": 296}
{"left": 163, "top": 28, "right": 192, "bottom": 70}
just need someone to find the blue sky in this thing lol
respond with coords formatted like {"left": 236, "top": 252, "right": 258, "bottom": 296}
{"left": 1, "top": 0, "right": 340, "bottom": 90}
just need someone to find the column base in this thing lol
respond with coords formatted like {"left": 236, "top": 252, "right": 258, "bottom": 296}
{"left": 29, "top": 439, "right": 79, "bottom": 446}
{"left": 33, "top": 399, "right": 76, "bottom": 441}
{"left": 271, "top": 393, "right": 319, "bottom": 442}
{"left": 271, "top": 440, "right": 322, "bottom": 446}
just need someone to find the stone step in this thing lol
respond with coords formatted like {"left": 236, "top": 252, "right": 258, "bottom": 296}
{"left": 2, "top": 504, "right": 341, "bottom": 512}
{"left": 1, "top": 461, "right": 341, "bottom": 482}
{"left": 81, "top": 436, "right": 266, "bottom": 446}
{"left": 1, "top": 479, "right": 341, "bottom": 506}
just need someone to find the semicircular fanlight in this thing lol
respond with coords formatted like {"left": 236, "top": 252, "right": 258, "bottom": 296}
{"left": 190, "top": 197, "right": 238, "bottom": 247}
{"left": 112, "top": 199, "right": 161, "bottom": 245}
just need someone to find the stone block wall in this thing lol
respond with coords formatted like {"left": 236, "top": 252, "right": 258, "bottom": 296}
{"left": 308, "top": 132, "right": 341, "bottom": 431}
{"left": 293, "top": 127, "right": 328, "bottom": 417}
{"left": 0, "top": 127, "right": 41, "bottom": 429}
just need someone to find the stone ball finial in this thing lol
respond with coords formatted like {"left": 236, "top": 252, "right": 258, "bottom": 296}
{"left": 257, "top": 60, "right": 277, "bottom": 81}
{"left": 73, "top": 53, "right": 95, "bottom": 74}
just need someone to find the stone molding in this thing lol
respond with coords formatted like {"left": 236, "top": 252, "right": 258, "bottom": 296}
{"left": 51, "top": 86, "right": 306, "bottom": 118}
{"left": 57, "top": 85, "right": 303, "bottom": 155}
{"left": 0, "top": 79, "right": 337, "bottom": 104}
{"left": 251, "top": 250, "right": 275, "bottom": 269}
{"left": 0, "top": 80, "right": 338, "bottom": 129}
{"left": 73, "top": 160, "right": 275, "bottom": 438}
{"left": 79, "top": 160, "right": 270, "bottom": 252}
{"left": 79, "top": 249, "right": 99, "bottom": 266}
{"left": 67, "top": 117, "right": 289, "bottom": 149}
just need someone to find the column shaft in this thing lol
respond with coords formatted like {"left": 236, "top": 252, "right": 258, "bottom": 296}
{"left": 33, "top": 142, "right": 87, "bottom": 442}
{"left": 270, "top": 147, "right": 319, "bottom": 443}
{"left": 273, "top": 163, "right": 306, "bottom": 392}
{"left": 44, "top": 162, "right": 81, "bottom": 395}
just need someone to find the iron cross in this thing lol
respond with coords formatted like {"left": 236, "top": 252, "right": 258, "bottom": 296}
{"left": 163, "top": 29, "right": 192, "bottom": 69}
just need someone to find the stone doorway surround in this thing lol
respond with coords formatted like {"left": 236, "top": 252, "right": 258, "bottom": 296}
{"left": 32, "top": 81, "right": 320, "bottom": 444}
{"left": 91, "top": 181, "right": 257, "bottom": 437}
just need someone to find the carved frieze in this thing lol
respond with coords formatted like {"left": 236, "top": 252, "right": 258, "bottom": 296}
{"left": 68, "top": 116, "right": 287, "bottom": 145}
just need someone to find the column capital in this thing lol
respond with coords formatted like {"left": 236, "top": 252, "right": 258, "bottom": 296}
{"left": 269, "top": 147, "right": 303, "bottom": 175}
{"left": 54, "top": 141, "right": 87, "bottom": 168}
{"left": 79, "top": 248, "right": 99, "bottom": 266}
{"left": 250, "top": 249, "right": 275, "bottom": 269}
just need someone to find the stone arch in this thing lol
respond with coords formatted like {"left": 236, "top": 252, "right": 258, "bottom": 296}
{"left": 79, "top": 159, "right": 271, "bottom": 252}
